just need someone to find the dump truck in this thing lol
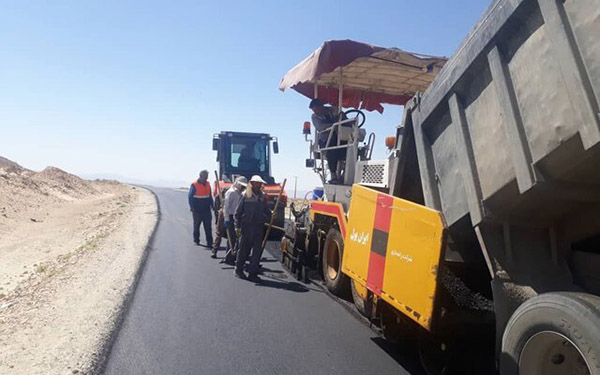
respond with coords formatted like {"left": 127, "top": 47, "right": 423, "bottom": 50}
{"left": 212, "top": 131, "right": 287, "bottom": 236}
{"left": 279, "top": 0, "right": 600, "bottom": 374}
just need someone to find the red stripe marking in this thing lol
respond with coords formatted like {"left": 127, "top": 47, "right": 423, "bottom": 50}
{"left": 366, "top": 193, "right": 393, "bottom": 296}
{"left": 373, "top": 194, "right": 394, "bottom": 232}
{"left": 311, "top": 202, "right": 346, "bottom": 238}
{"left": 366, "top": 252, "right": 386, "bottom": 296}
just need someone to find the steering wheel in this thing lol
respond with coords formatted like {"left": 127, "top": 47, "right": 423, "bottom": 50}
{"left": 343, "top": 109, "right": 366, "bottom": 128}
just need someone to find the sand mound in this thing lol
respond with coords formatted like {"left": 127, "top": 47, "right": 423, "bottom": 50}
{"left": 0, "top": 157, "right": 100, "bottom": 224}
{"left": 32, "top": 166, "right": 99, "bottom": 199}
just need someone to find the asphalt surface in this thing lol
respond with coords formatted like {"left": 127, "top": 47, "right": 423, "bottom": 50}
{"left": 102, "top": 187, "right": 421, "bottom": 375}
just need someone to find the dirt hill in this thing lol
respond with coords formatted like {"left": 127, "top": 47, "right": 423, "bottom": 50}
{"left": 0, "top": 156, "right": 26, "bottom": 171}
{"left": 32, "top": 166, "right": 100, "bottom": 199}
{"left": 0, "top": 158, "right": 101, "bottom": 224}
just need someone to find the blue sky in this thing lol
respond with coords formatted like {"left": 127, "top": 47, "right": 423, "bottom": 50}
{"left": 0, "top": 0, "right": 490, "bottom": 191}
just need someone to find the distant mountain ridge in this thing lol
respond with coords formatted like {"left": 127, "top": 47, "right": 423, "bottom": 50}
{"left": 81, "top": 172, "right": 188, "bottom": 188}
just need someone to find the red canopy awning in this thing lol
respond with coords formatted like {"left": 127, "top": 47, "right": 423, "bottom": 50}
{"left": 279, "top": 40, "right": 447, "bottom": 113}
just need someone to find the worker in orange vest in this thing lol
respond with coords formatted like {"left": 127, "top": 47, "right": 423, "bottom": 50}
{"left": 188, "top": 170, "right": 214, "bottom": 247}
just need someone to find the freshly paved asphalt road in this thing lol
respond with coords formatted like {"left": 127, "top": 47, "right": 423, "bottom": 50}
{"left": 102, "top": 187, "right": 419, "bottom": 375}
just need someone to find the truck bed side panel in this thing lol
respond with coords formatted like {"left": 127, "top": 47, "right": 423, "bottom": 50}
{"left": 564, "top": 0, "right": 600, "bottom": 108}
{"left": 412, "top": 0, "right": 600, "bottom": 228}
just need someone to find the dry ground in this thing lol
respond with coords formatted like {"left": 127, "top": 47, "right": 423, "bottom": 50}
{"left": 0, "top": 157, "right": 158, "bottom": 374}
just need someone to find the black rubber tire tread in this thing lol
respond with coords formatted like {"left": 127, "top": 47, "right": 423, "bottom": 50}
{"left": 351, "top": 279, "right": 372, "bottom": 318}
{"left": 321, "top": 228, "right": 350, "bottom": 296}
{"left": 501, "top": 292, "right": 600, "bottom": 375}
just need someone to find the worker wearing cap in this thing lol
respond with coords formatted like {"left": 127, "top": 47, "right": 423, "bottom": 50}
{"left": 188, "top": 170, "right": 214, "bottom": 247}
{"left": 309, "top": 99, "right": 348, "bottom": 184}
{"left": 220, "top": 176, "right": 247, "bottom": 262}
{"left": 234, "top": 175, "right": 272, "bottom": 281}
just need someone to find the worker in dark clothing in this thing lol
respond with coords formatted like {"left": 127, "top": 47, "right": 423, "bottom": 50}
{"left": 309, "top": 99, "right": 348, "bottom": 184}
{"left": 188, "top": 170, "right": 214, "bottom": 248}
{"left": 234, "top": 175, "right": 272, "bottom": 282}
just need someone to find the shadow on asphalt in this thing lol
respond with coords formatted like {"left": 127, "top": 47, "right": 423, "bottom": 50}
{"left": 259, "top": 258, "right": 279, "bottom": 263}
{"left": 258, "top": 267, "right": 284, "bottom": 274}
{"left": 370, "top": 338, "right": 426, "bottom": 375}
{"left": 215, "top": 260, "right": 317, "bottom": 294}
{"left": 260, "top": 274, "right": 324, "bottom": 293}
{"left": 253, "top": 278, "right": 310, "bottom": 293}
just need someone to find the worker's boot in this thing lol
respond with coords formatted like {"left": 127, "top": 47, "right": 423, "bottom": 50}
{"left": 328, "top": 171, "right": 339, "bottom": 184}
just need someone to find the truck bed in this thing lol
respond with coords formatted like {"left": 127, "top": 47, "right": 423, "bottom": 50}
{"left": 410, "top": 0, "right": 600, "bottom": 237}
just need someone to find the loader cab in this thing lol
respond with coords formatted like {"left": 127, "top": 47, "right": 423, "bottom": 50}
{"left": 213, "top": 131, "right": 279, "bottom": 184}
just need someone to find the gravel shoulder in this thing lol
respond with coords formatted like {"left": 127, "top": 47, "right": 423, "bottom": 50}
{"left": 0, "top": 166, "right": 158, "bottom": 374}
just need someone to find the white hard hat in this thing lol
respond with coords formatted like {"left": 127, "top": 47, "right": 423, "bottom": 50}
{"left": 234, "top": 176, "right": 248, "bottom": 186}
{"left": 249, "top": 175, "right": 267, "bottom": 184}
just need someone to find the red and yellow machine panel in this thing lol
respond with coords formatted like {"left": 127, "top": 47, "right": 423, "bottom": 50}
{"left": 342, "top": 184, "right": 446, "bottom": 331}
{"left": 309, "top": 201, "right": 347, "bottom": 238}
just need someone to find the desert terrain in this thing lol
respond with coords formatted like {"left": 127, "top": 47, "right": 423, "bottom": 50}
{"left": 0, "top": 157, "right": 158, "bottom": 374}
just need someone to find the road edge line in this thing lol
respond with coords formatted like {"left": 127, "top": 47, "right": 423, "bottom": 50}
{"left": 92, "top": 185, "right": 162, "bottom": 374}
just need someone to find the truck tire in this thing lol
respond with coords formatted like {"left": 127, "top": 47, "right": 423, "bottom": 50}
{"left": 351, "top": 279, "right": 373, "bottom": 318}
{"left": 501, "top": 292, "right": 600, "bottom": 375}
{"left": 321, "top": 228, "right": 350, "bottom": 296}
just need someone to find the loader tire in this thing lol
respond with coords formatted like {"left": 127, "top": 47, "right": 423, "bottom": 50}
{"left": 501, "top": 292, "right": 600, "bottom": 375}
{"left": 321, "top": 228, "right": 350, "bottom": 296}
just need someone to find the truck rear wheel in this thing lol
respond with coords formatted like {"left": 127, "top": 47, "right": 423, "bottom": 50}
{"left": 501, "top": 292, "right": 600, "bottom": 375}
{"left": 321, "top": 228, "right": 350, "bottom": 296}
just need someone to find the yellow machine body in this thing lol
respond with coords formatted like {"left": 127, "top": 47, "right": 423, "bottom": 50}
{"left": 342, "top": 185, "right": 446, "bottom": 330}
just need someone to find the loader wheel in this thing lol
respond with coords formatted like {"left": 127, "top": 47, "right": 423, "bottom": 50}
{"left": 501, "top": 292, "right": 600, "bottom": 375}
{"left": 322, "top": 228, "right": 350, "bottom": 296}
{"left": 351, "top": 279, "right": 373, "bottom": 318}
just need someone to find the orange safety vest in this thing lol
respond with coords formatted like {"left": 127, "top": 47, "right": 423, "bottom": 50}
{"left": 192, "top": 180, "right": 211, "bottom": 199}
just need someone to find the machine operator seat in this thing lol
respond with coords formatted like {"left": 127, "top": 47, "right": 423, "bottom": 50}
{"left": 338, "top": 127, "right": 366, "bottom": 142}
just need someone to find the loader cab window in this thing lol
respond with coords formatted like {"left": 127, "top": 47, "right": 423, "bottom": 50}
{"left": 228, "top": 138, "right": 269, "bottom": 174}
